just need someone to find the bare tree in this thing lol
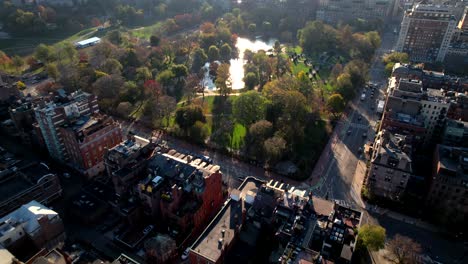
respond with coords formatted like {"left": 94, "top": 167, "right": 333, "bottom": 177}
{"left": 386, "top": 234, "right": 422, "bottom": 264}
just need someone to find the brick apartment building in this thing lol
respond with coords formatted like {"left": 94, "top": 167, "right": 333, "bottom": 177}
{"left": 396, "top": 4, "right": 457, "bottom": 62}
{"left": 383, "top": 77, "right": 451, "bottom": 144}
{"left": 427, "top": 145, "right": 468, "bottom": 226}
{"left": 137, "top": 152, "right": 224, "bottom": 244}
{"left": 367, "top": 130, "right": 413, "bottom": 200}
{"left": 0, "top": 162, "right": 62, "bottom": 217}
{"left": 60, "top": 114, "right": 122, "bottom": 177}
{"left": 0, "top": 201, "right": 65, "bottom": 262}
{"left": 105, "top": 135, "right": 156, "bottom": 196}
{"left": 443, "top": 119, "right": 468, "bottom": 147}
{"left": 34, "top": 90, "right": 98, "bottom": 162}
{"left": 316, "top": 0, "right": 398, "bottom": 25}
{"left": 190, "top": 177, "right": 362, "bottom": 264}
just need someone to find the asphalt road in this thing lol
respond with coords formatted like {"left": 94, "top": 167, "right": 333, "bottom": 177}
{"left": 310, "top": 30, "right": 397, "bottom": 206}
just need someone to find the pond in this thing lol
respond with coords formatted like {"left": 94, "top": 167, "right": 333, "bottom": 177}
{"left": 202, "top": 37, "right": 276, "bottom": 90}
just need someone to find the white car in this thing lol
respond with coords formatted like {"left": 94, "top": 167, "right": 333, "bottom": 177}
{"left": 181, "top": 248, "right": 190, "bottom": 260}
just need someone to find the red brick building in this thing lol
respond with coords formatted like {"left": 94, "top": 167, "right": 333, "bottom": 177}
{"left": 60, "top": 115, "right": 122, "bottom": 177}
{"left": 138, "top": 151, "right": 224, "bottom": 245}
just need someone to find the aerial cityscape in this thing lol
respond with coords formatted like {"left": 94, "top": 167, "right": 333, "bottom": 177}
{"left": 0, "top": 0, "right": 467, "bottom": 263}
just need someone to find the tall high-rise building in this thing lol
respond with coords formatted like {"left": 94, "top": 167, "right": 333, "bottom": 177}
{"left": 34, "top": 91, "right": 98, "bottom": 162}
{"left": 316, "top": 0, "right": 397, "bottom": 25}
{"left": 60, "top": 114, "right": 122, "bottom": 177}
{"left": 395, "top": 4, "right": 457, "bottom": 62}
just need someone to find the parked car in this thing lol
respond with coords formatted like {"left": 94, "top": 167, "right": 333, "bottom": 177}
{"left": 181, "top": 248, "right": 190, "bottom": 260}
{"left": 143, "top": 225, "right": 154, "bottom": 235}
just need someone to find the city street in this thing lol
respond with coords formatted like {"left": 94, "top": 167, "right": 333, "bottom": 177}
{"left": 309, "top": 31, "right": 397, "bottom": 207}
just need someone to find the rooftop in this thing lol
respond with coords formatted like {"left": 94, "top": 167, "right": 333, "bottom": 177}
{"left": 190, "top": 198, "right": 244, "bottom": 262}
{"left": 75, "top": 37, "right": 101, "bottom": 47}
{"left": 0, "top": 162, "right": 54, "bottom": 204}
{"left": 190, "top": 177, "right": 263, "bottom": 262}
{"left": 111, "top": 254, "right": 140, "bottom": 264}
{"left": 0, "top": 200, "right": 58, "bottom": 235}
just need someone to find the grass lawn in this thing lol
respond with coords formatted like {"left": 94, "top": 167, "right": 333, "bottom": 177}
{"left": 230, "top": 123, "right": 246, "bottom": 150}
{"left": 1, "top": 26, "right": 100, "bottom": 56}
{"left": 130, "top": 22, "right": 163, "bottom": 39}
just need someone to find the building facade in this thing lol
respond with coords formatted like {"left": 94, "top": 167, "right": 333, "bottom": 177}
{"left": 0, "top": 162, "right": 62, "bottom": 217}
{"left": 60, "top": 115, "right": 122, "bottom": 177}
{"left": 0, "top": 201, "right": 65, "bottom": 254}
{"left": 427, "top": 145, "right": 468, "bottom": 226}
{"left": 316, "top": 0, "right": 397, "bottom": 25}
{"left": 137, "top": 152, "right": 224, "bottom": 244}
{"left": 105, "top": 135, "right": 156, "bottom": 196}
{"left": 367, "top": 130, "right": 413, "bottom": 200}
{"left": 34, "top": 90, "right": 98, "bottom": 162}
{"left": 395, "top": 4, "right": 457, "bottom": 62}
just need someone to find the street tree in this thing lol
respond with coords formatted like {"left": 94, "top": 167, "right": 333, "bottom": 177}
{"left": 386, "top": 234, "right": 422, "bottom": 264}
{"left": 327, "top": 93, "right": 345, "bottom": 117}
{"left": 358, "top": 224, "right": 386, "bottom": 251}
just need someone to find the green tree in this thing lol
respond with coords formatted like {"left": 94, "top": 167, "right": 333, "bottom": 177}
{"left": 298, "top": 21, "right": 338, "bottom": 55}
{"left": 219, "top": 43, "right": 232, "bottom": 62}
{"left": 382, "top": 52, "right": 409, "bottom": 65}
{"left": 358, "top": 224, "right": 386, "bottom": 251}
{"left": 100, "top": 58, "right": 123, "bottom": 75}
{"left": 248, "top": 23, "right": 256, "bottom": 34}
{"left": 327, "top": 94, "right": 346, "bottom": 117}
{"left": 16, "top": 81, "right": 26, "bottom": 90}
{"left": 232, "top": 91, "right": 268, "bottom": 126}
{"left": 35, "top": 44, "right": 55, "bottom": 62}
{"left": 56, "top": 42, "right": 77, "bottom": 62}
{"left": 247, "top": 120, "right": 273, "bottom": 160}
{"left": 365, "top": 31, "right": 381, "bottom": 49}
{"left": 175, "top": 105, "right": 206, "bottom": 134}
{"left": 243, "top": 72, "right": 259, "bottom": 90}
{"left": 215, "top": 63, "right": 232, "bottom": 97}
{"left": 150, "top": 35, "right": 160, "bottom": 46}
{"left": 107, "top": 30, "right": 123, "bottom": 45}
{"left": 171, "top": 64, "right": 188, "bottom": 79}
{"left": 189, "top": 121, "right": 209, "bottom": 143}
{"left": 264, "top": 136, "right": 286, "bottom": 163}
{"left": 135, "top": 67, "right": 152, "bottom": 82}
{"left": 191, "top": 48, "right": 208, "bottom": 72}
{"left": 11, "top": 55, "right": 24, "bottom": 72}
{"left": 46, "top": 63, "right": 59, "bottom": 81}
{"left": 207, "top": 45, "right": 220, "bottom": 62}
{"left": 156, "top": 69, "right": 175, "bottom": 88}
